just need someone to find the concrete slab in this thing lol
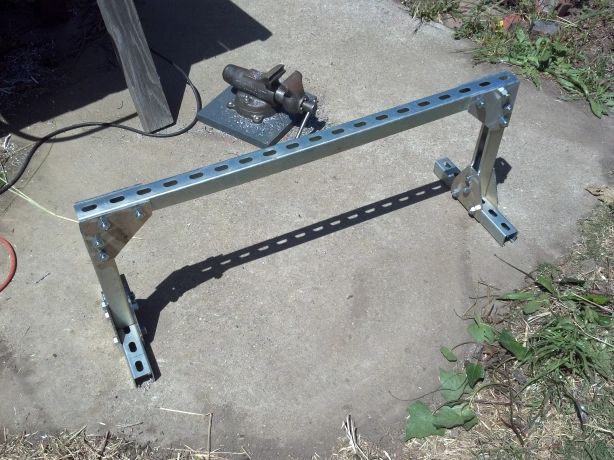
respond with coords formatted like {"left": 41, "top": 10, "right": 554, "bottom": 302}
{"left": 0, "top": 0, "right": 612, "bottom": 458}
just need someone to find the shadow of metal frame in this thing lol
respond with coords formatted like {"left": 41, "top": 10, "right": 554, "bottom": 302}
{"left": 73, "top": 70, "right": 520, "bottom": 385}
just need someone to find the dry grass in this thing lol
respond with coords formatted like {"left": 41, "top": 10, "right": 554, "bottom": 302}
{"left": 0, "top": 427, "right": 154, "bottom": 460}
{"left": 0, "top": 427, "right": 250, "bottom": 460}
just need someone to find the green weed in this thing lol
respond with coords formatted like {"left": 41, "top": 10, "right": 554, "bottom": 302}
{"left": 474, "top": 27, "right": 614, "bottom": 117}
{"left": 403, "top": 0, "right": 460, "bottom": 22}
{"left": 403, "top": 0, "right": 614, "bottom": 117}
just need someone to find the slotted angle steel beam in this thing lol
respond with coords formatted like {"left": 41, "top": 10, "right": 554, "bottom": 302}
{"left": 75, "top": 70, "right": 520, "bottom": 384}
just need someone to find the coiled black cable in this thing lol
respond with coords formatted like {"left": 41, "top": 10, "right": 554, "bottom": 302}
{"left": 0, "top": 49, "right": 202, "bottom": 196}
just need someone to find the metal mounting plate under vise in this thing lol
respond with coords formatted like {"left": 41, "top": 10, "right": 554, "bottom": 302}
{"left": 198, "top": 64, "right": 318, "bottom": 147}
{"left": 75, "top": 70, "right": 520, "bottom": 385}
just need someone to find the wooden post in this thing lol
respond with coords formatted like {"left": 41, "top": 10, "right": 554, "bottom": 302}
{"left": 97, "top": 0, "right": 173, "bottom": 133}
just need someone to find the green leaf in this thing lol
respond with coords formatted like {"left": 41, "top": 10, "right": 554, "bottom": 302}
{"left": 498, "top": 329, "right": 528, "bottom": 360}
{"left": 406, "top": 402, "right": 446, "bottom": 440}
{"left": 595, "top": 315, "right": 612, "bottom": 327}
{"left": 467, "top": 318, "right": 497, "bottom": 344}
{"left": 433, "top": 404, "right": 477, "bottom": 429}
{"left": 440, "top": 346, "right": 458, "bottom": 362}
{"left": 584, "top": 293, "right": 611, "bottom": 306}
{"left": 497, "top": 291, "right": 536, "bottom": 301}
{"left": 439, "top": 369, "right": 468, "bottom": 401}
{"left": 590, "top": 99, "right": 605, "bottom": 118}
{"left": 536, "top": 274, "right": 556, "bottom": 295}
{"left": 523, "top": 300, "right": 543, "bottom": 314}
{"left": 522, "top": 294, "right": 550, "bottom": 314}
{"left": 465, "top": 363, "right": 485, "bottom": 388}
{"left": 463, "top": 416, "right": 479, "bottom": 431}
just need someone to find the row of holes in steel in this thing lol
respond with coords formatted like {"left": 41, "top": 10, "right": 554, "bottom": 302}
{"left": 123, "top": 326, "right": 146, "bottom": 373}
{"left": 80, "top": 75, "right": 510, "bottom": 213}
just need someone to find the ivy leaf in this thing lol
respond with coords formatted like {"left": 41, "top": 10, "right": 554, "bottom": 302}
{"left": 440, "top": 346, "right": 458, "bottom": 362}
{"left": 433, "top": 404, "right": 477, "bottom": 429}
{"left": 536, "top": 274, "right": 556, "bottom": 295}
{"left": 465, "top": 363, "right": 485, "bottom": 388}
{"left": 467, "top": 318, "right": 497, "bottom": 344}
{"left": 497, "top": 291, "right": 536, "bottom": 301}
{"left": 498, "top": 329, "right": 528, "bottom": 360}
{"left": 439, "top": 369, "right": 468, "bottom": 401}
{"left": 406, "top": 402, "right": 446, "bottom": 440}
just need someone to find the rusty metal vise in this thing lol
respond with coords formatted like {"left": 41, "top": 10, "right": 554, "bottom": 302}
{"left": 198, "top": 64, "right": 318, "bottom": 147}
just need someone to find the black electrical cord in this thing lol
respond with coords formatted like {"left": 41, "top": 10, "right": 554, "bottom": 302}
{"left": 0, "top": 49, "right": 202, "bottom": 196}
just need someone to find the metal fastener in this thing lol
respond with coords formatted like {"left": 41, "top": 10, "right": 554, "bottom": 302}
{"left": 451, "top": 189, "right": 460, "bottom": 199}
{"left": 97, "top": 249, "right": 109, "bottom": 262}
{"left": 98, "top": 217, "right": 110, "bottom": 231}
{"left": 134, "top": 207, "right": 145, "bottom": 220}
{"left": 475, "top": 98, "right": 485, "bottom": 109}
{"left": 93, "top": 235, "right": 104, "bottom": 249}
{"left": 468, "top": 204, "right": 481, "bottom": 217}
{"left": 503, "top": 103, "right": 513, "bottom": 114}
{"left": 499, "top": 116, "right": 509, "bottom": 128}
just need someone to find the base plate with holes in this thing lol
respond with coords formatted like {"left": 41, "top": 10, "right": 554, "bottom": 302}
{"left": 197, "top": 87, "right": 315, "bottom": 147}
{"left": 75, "top": 70, "right": 520, "bottom": 385}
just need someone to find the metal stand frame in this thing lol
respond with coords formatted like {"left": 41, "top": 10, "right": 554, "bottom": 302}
{"left": 74, "top": 71, "right": 520, "bottom": 384}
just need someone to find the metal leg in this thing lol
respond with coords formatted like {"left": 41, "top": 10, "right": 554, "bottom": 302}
{"left": 79, "top": 205, "right": 154, "bottom": 384}
{"left": 434, "top": 83, "right": 518, "bottom": 245}
{"left": 76, "top": 71, "right": 521, "bottom": 384}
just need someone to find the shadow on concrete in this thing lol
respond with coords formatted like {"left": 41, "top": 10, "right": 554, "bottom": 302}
{"left": 0, "top": 0, "right": 271, "bottom": 139}
{"left": 137, "top": 158, "right": 512, "bottom": 379}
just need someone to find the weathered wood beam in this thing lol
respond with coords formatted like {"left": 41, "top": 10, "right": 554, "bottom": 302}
{"left": 97, "top": 0, "right": 173, "bottom": 132}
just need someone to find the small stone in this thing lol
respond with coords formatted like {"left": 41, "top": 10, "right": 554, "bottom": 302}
{"left": 530, "top": 20, "right": 559, "bottom": 37}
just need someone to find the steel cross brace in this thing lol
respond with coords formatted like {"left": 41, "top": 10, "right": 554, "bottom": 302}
{"left": 74, "top": 71, "right": 520, "bottom": 384}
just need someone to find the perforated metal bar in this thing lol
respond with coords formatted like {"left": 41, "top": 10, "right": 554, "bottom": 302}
{"left": 75, "top": 70, "right": 520, "bottom": 385}
{"left": 75, "top": 71, "right": 518, "bottom": 221}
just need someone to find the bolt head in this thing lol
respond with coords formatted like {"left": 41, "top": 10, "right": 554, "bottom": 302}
{"left": 251, "top": 115, "right": 263, "bottom": 124}
{"left": 97, "top": 250, "right": 109, "bottom": 262}
{"left": 499, "top": 116, "right": 509, "bottom": 128}
{"left": 503, "top": 103, "right": 513, "bottom": 114}
{"left": 451, "top": 189, "right": 460, "bottom": 199}
{"left": 98, "top": 217, "right": 110, "bottom": 231}
{"left": 476, "top": 98, "right": 485, "bottom": 109}
{"left": 134, "top": 207, "right": 144, "bottom": 220}
{"left": 227, "top": 101, "right": 235, "bottom": 109}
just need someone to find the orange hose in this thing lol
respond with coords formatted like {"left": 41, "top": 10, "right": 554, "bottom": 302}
{"left": 0, "top": 236, "right": 16, "bottom": 292}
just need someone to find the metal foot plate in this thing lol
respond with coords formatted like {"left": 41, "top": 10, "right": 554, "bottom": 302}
{"left": 434, "top": 157, "right": 517, "bottom": 245}
{"left": 198, "top": 87, "right": 310, "bottom": 147}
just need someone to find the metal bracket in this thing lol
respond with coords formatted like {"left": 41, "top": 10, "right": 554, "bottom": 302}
{"left": 75, "top": 71, "right": 520, "bottom": 384}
